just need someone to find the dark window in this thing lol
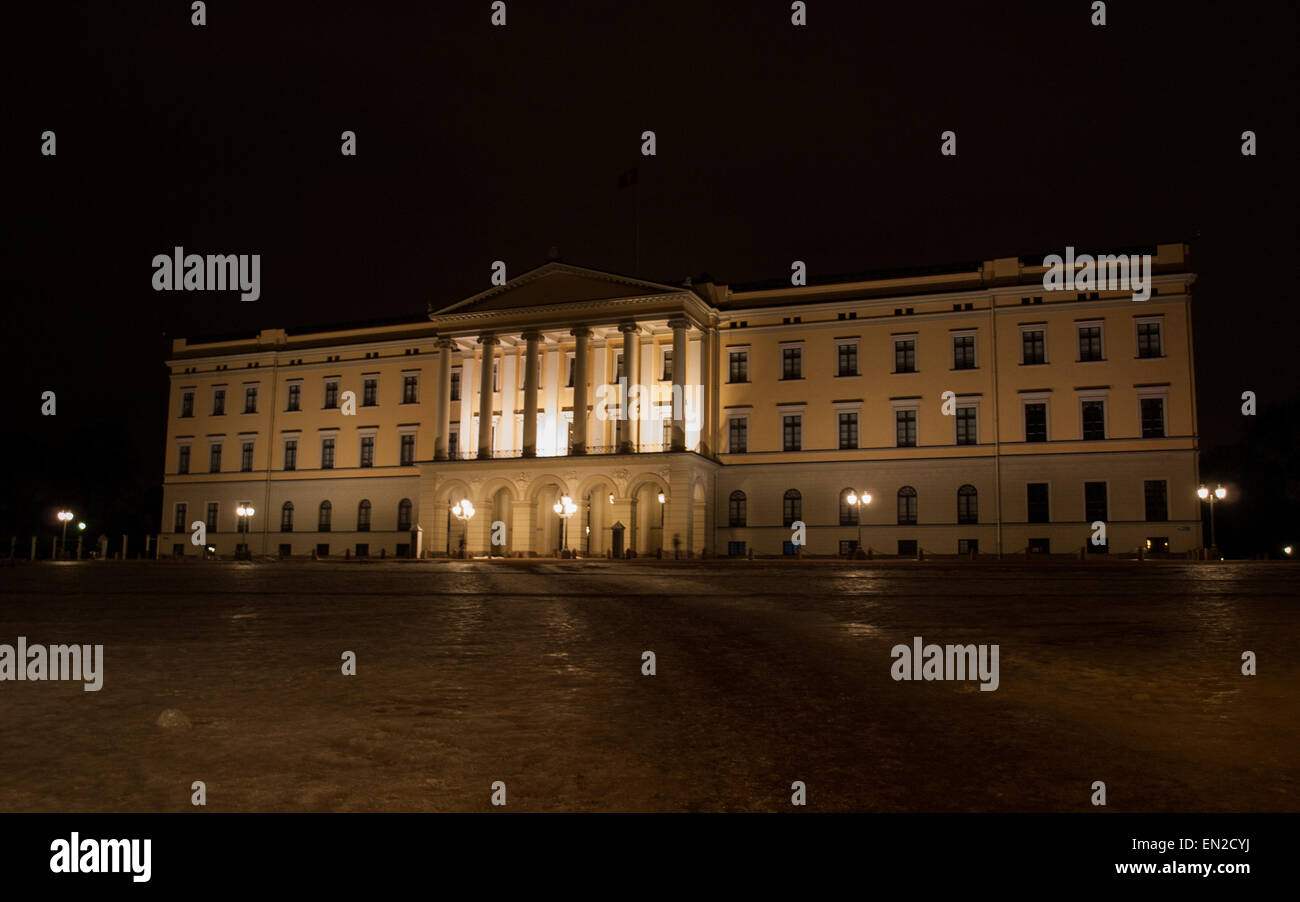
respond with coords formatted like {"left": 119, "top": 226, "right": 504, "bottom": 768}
{"left": 278, "top": 543, "right": 292, "bottom": 558}
{"left": 782, "top": 347, "right": 802, "bottom": 379}
{"left": 450, "top": 369, "right": 461, "bottom": 401}
{"left": 895, "top": 409, "right": 917, "bottom": 447}
{"left": 209, "top": 444, "right": 222, "bottom": 473}
{"left": 1025, "top": 403, "right": 1047, "bottom": 442}
{"left": 727, "top": 540, "right": 746, "bottom": 557}
{"left": 661, "top": 350, "right": 673, "bottom": 381}
{"left": 355, "top": 543, "right": 369, "bottom": 558}
{"left": 1027, "top": 483, "right": 1050, "bottom": 523}
{"left": 728, "top": 351, "right": 749, "bottom": 383}
{"left": 360, "top": 436, "right": 375, "bottom": 468}
{"left": 400, "top": 433, "right": 415, "bottom": 466}
{"left": 1022, "top": 329, "right": 1045, "bottom": 365}
{"left": 897, "top": 486, "right": 918, "bottom": 525}
{"left": 205, "top": 502, "right": 218, "bottom": 533}
{"left": 953, "top": 335, "right": 975, "bottom": 369}
{"left": 1082, "top": 400, "right": 1105, "bottom": 440}
{"left": 286, "top": 383, "right": 301, "bottom": 411}
{"left": 283, "top": 439, "right": 297, "bottom": 471}
{"left": 448, "top": 431, "right": 458, "bottom": 457}
{"left": 243, "top": 386, "right": 257, "bottom": 413}
{"left": 957, "top": 484, "right": 978, "bottom": 524}
{"left": 180, "top": 391, "right": 194, "bottom": 418}
{"left": 173, "top": 503, "right": 187, "bottom": 533}
{"left": 1144, "top": 480, "right": 1168, "bottom": 522}
{"left": 1140, "top": 397, "right": 1165, "bottom": 438}
{"left": 728, "top": 418, "right": 748, "bottom": 453}
{"left": 362, "top": 378, "right": 377, "bottom": 407}
{"left": 397, "top": 498, "right": 412, "bottom": 532}
{"left": 1085, "top": 481, "right": 1108, "bottom": 523}
{"left": 1137, "top": 322, "right": 1161, "bottom": 358}
{"left": 177, "top": 445, "right": 190, "bottom": 474}
{"left": 357, "top": 499, "right": 371, "bottom": 532}
{"left": 280, "top": 502, "right": 294, "bottom": 533}
{"left": 837, "top": 343, "right": 858, "bottom": 376}
{"left": 839, "top": 539, "right": 859, "bottom": 556}
{"left": 894, "top": 339, "right": 917, "bottom": 373}
{"left": 212, "top": 389, "right": 225, "bottom": 416}
{"left": 782, "top": 415, "right": 802, "bottom": 451}
{"left": 782, "top": 489, "right": 802, "bottom": 527}
{"left": 958, "top": 538, "right": 979, "bottom": 555}
{"left": 240, "top": 441, "right": 254, "bottom": 472}
{"left": 567, "top": 357, "right": 575, "bottom": 387}
{"left": 728, "top": 491, "right": 746, "bottom": 527}
{"left": 839, "top": 488, "right": 859, "bottom": 526}
{"left": 956, "top": 407, "right": 977, "bottom": 445}
{"left": 321, "top": 438, "right": 335, "bottom": 469}
{"left": 318, "top": 501, "right": 332, "bottom": 532}
{"left": 402, "top": 375, "right": 418, "bottom": 404}
{"left": 898, "top": 539, "right": 918, "bottom": 557}
{"left": 838, "top": 412, "right": 858, "bottom": 449}
{"left": 323, "top": 381, "right": 339, "bottom": 409}
{"left": 316, "top": 543, "right": 329, "bottom": 557}
{"left": 1078, "top": 326, "right": 1103, "bottom": 361}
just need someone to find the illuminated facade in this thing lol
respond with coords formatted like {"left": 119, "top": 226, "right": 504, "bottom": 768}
{"left": 160, "top": 244, "right": 1201, "bottom": 558}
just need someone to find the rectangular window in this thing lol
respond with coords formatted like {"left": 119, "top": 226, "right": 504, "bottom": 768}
{"left": 173, "top": 503, "right": 187, "bottom": 534}
{"left": 727, "top": 541, "right": 746, "bottom": 557}
{"left": 320, "top": 437, "right": 335, "bottom": 469}
{"left": 953, "top": 335, "right": 975, "bottom": 370}
{"left": 180, "top": 391, "right": 194, "bottom": 418}
{"left": 400, "top": 433, "right": 415, "bottom": 466}
{"left": 283, "top": 439, "right": 297, "bottom": 471}
{"left": 728, "top": 350, "right": 749, "bottom": 383}
{"left": 895, "top": 409, "right": 917, "bottom": 447}
{"left": 1026, "top": 483, "right": 1050, "bottom": 523}
{"left": 782, "top": 415, "right": 802, "bottom": 451}
{"left": 286, "top": 383, "right": 301, "bottom": 411}
{"left": 1140, "top": 397, "right": 1166, "bottom": 438}
{"left": 362, "top": 378, "right": 378, "bottom": 407}
{"left": 614, "top": 353, "right": 624, "bottom": 379}
{"left": 208, "top": 444, "right": 222, "bottom": 473}
{"left": 958, "top": 538, "right": 979, "bottom": 555}
{"left": 898, "top": 539, "right": 918, "bottom": 557}
{"left": 837, "top": 343, "right": 858, "bottom": 377}
{"left": 1082, "top": 400, "right": 1106, "bottom": 440}
{"left": 1137, "top": 321, "right": 1162, "bottom": 358}
{"left": 894, "top": 339, "right": 917, "bottom": 373}
{"left": 360, "top": 436, "right": 375, "bottom": 468}
{"left": 1024, "top": 403, "right": 1047, "bottom": 442}
{"left": 781, "top": 347, "right": 802, "bottom": 380}
{"left": 1085, "top": 481, "right": 1108, "bottom": 523}
{"left": 402, "top": 375, "right": 418, "bottom": 404}
{"left": 448, "top": 430, "right": 459, "bottom": 457}
{"left": 212, "top": 388, "right": 225, "bottom": 416}
{"left": 323, "top": 380, "right": 339, "bottom": 409}
{"left": 240, "top": 441, "right": 254, "bottom": 472}
{"left": 1144, "top": 479, "right": 1168, "bottom": 522}
{"left": 661, "top": 349, "right": 673, "bottom": 381}
{"left": 956, "top": 407, "right": 977, "bottom": 445}
{"left": 450, "top": 369, "right": 461, "bottom": 402}
{"left": 728, "top": 417, "right": 748, "bottom": 453}
{"left": 177, "top": 445, "right": 191, "bottom": 474}
{"left": 492, "top": 362, "right": 499, "bottom": 392}
{"left": 205, "top": 502, "right": 218, "bottom": 533}
{"left": 243, "top": 386, "right": 258, "bottom": 414}
{"left": 838, "top": 412, "right": 859, "bottom": 449}
{"left": 1022, "top": 329, "right": 1046, "bottom": 365}
{"left": 1078, "top": 325, "right": 1103, "bottom": 362}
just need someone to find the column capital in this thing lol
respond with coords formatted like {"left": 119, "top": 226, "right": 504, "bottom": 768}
{"left": 521, "top": 329, "right": 542, "bottom": 342}
{"left": 667, "top": 316, "right": 692, "bottom": 331}
{"left": 570, "top": 326, "right": 592, "bottom": 339}
{"left": 618, "top": 321, "right": 640, "bottom": 335}
{"left": 478, "top": 334, "right": 499, "bottom": 347}
{"left": 435, "top": 336, "right": 456, "bottom": 350}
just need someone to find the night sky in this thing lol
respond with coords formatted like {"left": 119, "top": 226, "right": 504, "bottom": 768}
{"left": 3, "top": 0, "right": 1296, "bottom": 548}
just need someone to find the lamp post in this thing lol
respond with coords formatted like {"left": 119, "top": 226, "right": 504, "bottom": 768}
{"left": 451, "top": 499, "right": 475, "bottom": 558}
{"left": 57, "top": 510, "right": 73, "bottom": 558}
{"left": 845, "top": 491, "right": 872, "bottom": 555}
{"left": 552, "top": 495, "right": 577, "bottom": 556}
{"left": 1196, "top": 485, "right": 1227, "bottom": 556}
{"left": 236, "top": 504, "right": 255, "bottom": 558}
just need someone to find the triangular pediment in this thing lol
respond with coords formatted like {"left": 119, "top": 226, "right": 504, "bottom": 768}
{"left": 434, "top": 263, "right": 686, "bottom": 316}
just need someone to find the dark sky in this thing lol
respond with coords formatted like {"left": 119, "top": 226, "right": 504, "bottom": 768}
{"left": 3, "top": 0, "right": 1296, "bottom": 541}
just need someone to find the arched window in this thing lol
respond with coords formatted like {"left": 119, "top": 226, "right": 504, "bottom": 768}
{"left": 728, "top": 490, "right": 747, "bottom": 527}
{"left": 318, "top": 500, "right": 332, "bottom": 532}
{"left": 280, "top": 501, "right": 294, "bottom": 533}
{"left": 897, "top": 486, "right": 918, "bottom": 525}
{"left": 957, "top": 484, "right": 978, "bottom": 525}
{"left": 839, "top": 487, "right": 859, "bottom": 526}
{"left": 783, "top": 489, "right": 802, "bottom": 527}
{"left": 357, "top": 499, "right": 372, "bottom": 532}
{"left": 397, "top": 498, "right": 412, "bottom": 532}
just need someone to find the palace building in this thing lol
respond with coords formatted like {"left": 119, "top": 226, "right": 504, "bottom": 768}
{"left": 159, "top": 243, "right": 1201, "bottom": 559}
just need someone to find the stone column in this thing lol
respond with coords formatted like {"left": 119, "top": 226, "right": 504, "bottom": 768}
{"left": 618, "top": 322, "right": 640, "bottom": 453}
{"left": 434, "top": 337, "right": 454, "bottom": 460}
{"left": 571, "top": 326, "right": 591, "bottom": 454}
{"left": 669, "top": 317, "right": 689, "bottom": 451}
{"left": 477, "top": 335, "right": 497, "bottom": 458}
{"left": 521, "top": 330, "right": 540, "bottom": 457}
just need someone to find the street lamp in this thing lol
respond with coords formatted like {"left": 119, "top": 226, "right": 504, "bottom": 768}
{"left": 57, "top": 510, "right": 73, "bottom": 558}
{"left": 236, "top": 504, "right": 255, "bottom": 558}
{"left": 1196, "top": 485, "right": 1227, "bottom": 555}
{"left": 552, "top": 495, "right": 577, "bottom": 555}
{"left": 845, "top": 491, "right": 872, "bottom": 555}
{"left": 451, "top": 499, "right": 475, "bottom": 557}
